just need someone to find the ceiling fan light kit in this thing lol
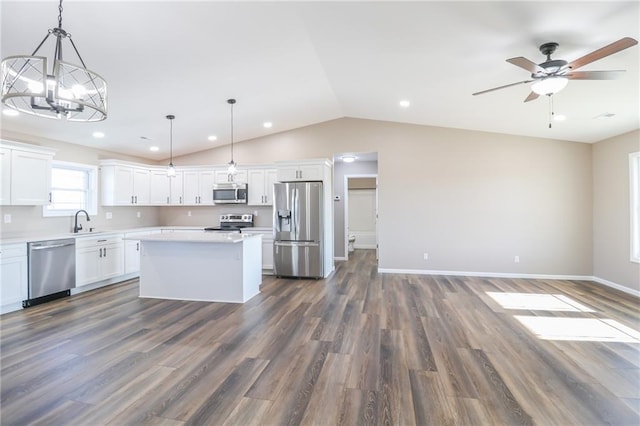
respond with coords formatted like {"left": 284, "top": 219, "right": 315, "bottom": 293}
{"left": 473, "top": 37, "right": 638, "bottom": 106}
{"left": 0, "top": 0, "right": 107, "bottom": 121}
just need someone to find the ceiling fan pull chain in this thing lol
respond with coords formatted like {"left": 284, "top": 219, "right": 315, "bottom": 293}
{"left": 548, "top": 95, "right": 554, "bottom": 129}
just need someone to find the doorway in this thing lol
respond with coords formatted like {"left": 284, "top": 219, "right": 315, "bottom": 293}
{"left": 344, "top": 174, "right": 378, "bottom": 261}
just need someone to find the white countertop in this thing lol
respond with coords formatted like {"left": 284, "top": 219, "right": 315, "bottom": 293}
{"left": 0, "top": 226, "right": 272, "bottom": 245}
{"left": 132, "top": 232, "right": 262, "bottom": 244}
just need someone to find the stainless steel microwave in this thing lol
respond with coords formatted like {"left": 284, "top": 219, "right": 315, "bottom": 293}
{"left": 213, "top": 183, "right": 248, "bottom": 204}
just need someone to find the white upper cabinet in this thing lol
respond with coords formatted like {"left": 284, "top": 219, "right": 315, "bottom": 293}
{"left": 0, "top": 141, "right": 55, "bottom": 206}
{"left": 247, "top": 168, "right": 277, "bottom": 206}
{"left": 101, "top": 162, "right": 150, "bottom": 206}
{"left": 169, "top": 171, "right": 184, "bottom": 205}
{"left": 214, "top": 169, "right": 248, "bottom": 184}
{"left": 149, "top": 168, "right": 171, "bottom": 205}
{"left": 183, "top": 169, "right": 215, "bottom": 205}
{"left": 276, "top": 159, "right": 332, "bottom": 182}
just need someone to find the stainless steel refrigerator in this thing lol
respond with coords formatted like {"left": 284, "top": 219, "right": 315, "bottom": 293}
{"left": 273, "top": 182, "right": 323, "bottom": 278}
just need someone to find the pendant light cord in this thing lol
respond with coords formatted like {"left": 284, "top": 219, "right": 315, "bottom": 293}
{"left": 228, "top": 98, "right": 236, "bottom": 164}
{"left": 58, "top": 0, "right": 63, "bottom": 29}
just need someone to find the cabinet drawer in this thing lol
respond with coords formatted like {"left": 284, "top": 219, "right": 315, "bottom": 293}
{"left": 0, "top": 243, "right": 27, "bottom": 259}
{"left": 75, "top": 234, "right": 123, "bottom": 249}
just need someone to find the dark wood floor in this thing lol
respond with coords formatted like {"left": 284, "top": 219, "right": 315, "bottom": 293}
{"left": 1, "top": 250, "right": 639, "bottom": 425}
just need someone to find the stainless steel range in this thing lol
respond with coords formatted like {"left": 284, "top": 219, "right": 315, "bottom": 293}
{"left": 204, "top": 214, "right": 253, "bottom": 232}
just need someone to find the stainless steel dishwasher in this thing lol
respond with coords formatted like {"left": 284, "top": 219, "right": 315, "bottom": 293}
{"left": 25, "top": 238, "right": 76, "bottom": 307}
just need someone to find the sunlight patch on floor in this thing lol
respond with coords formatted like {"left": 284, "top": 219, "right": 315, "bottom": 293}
{"left": 486, "top": 292, "right": 595, "bottom": 312}
{"left": 514, "top": 316, "right": 640, "bottom": 342}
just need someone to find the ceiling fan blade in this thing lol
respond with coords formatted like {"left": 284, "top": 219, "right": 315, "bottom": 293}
{"left": 506, "top": 57, "right": 546, "bottom": 74}
{"left": 472, "top": 80, "right": 533, "bottom": 96}
{"left": 567, "top": 37, "right": 638, "bottom": 70}
{"left": 566, "top": 70, "right": 626, "bottom": 80}
{"left": 524, "top": 92, "right": 539, "bottom": 103}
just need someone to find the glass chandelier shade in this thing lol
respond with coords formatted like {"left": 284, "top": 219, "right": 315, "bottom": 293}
{"left": 0, "top": 1, "right": 107, "bottom": 121}
{"left": 166, "top": 115, "right": 176, "bottom": 177}
{"left": 531, "top": 76, "right": 568, "bottom": 96}
{"left": 227, "top": 98, "right": 237, "bottom": 176}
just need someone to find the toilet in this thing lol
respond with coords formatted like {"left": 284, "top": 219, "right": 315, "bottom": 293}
{"left": 348, "top": 234, "right": 356, "bottom": 252}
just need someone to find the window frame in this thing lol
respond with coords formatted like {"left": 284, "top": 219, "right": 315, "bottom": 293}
{"left": 42, "top": 160, "right": 98, "bottom": 217}
{"left": 630, "top": 152, "right": 640, "bottom": 263}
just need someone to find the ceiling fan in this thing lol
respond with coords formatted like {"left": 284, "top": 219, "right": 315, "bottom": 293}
{"left": 473, "top": 37, "right": 638, "bottom": 102}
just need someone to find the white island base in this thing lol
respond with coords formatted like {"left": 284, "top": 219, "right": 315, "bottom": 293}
{"left": 136, "top": 233, "right": 262, "bottom": 303}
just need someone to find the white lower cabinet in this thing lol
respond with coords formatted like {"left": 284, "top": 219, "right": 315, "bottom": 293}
{"left": 242, "top": 229, "right": 274, "bottom": 272}
{"left": 0, "top": 243, "right": 28, "bottom": 312}
{"left": 124, "top": 230, "right": 161, "bottom": 274}
{"left": 76, "top": 234, "right": 124, "bottom": 287}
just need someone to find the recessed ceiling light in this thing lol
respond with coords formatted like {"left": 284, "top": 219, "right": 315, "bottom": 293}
{"left": 149, "top": 146, "right": 159, "bottom": 152}
{"left": 92, "top": 131, "right": 105, "bottom": 138}
{"left": 2, "top": 109, "right": 19, "bottom": 117}
{"left": 553, "top": 114, "right": 566, "bottom": 122}
{"left": 399, "top": 100, "right": 410, "bottom": 108}
{"left": 208, "top": 135, "right": 217, "bottom": 141}
{"left": 263, "top": 122, "right": 273, "bottom": 128}
{"left": 342, "top": 155, "right": 357, "bottom": 163}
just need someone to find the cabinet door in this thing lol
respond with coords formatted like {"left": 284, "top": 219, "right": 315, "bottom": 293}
{"left": 133, "top": 168, "right": 150, "bottom": 205}
{"left": 76, "top": 247, "right": 101, "bottom": 286}
{"left": 247, "top": 169, "right": 266, "bottom": 205}
{"left": 101, "top": 244, "right": 124, "bottom": 280}
{"left": 264, "top": 169, "right": 277, "bottom": 205}
{"left": 183, "top": 171, "right": 200, "bottom": 205}
{"left": 149, "top": 170, "right": 171, "bottom": 205}
{"left": 124, "top": 240, "right": 141, "bottom": 274}
{"left": 10, "top": 150, "right": 52, "bottom": 205}
{"left": 298, "top": 164, "right": 324, "bottom": 181}
{"left": 0, "top": 148, "right": 10, "bottom": 205}
{"left": 276, "top": 165, "right": 299, "bottom": 182}
{"left": 0, "top": 256, "right": 28, "bottom": 305}
{"left": 199, "top": 171, "right": 215, "bottom": 204}
{"left": 170, "top": 171, "right": 184, "bottom": 205}
{"left": 262, "top": 238, "right": 274, "bottom": 270}
{"left": 112, "top": 166, "right": 135, "bottom": 205}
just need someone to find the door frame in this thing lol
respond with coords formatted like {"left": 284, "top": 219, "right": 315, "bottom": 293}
{"left": 343, "top": 173, "right": 378, "bottom": 261}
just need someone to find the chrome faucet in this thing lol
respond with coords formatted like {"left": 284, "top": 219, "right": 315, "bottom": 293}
{"left": 73, "top": 210, "right": 91, "bottom": 233}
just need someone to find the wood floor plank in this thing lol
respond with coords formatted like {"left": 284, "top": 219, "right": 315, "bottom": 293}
{"left": 0, "top": 249, "right": 637, "bottom": 425}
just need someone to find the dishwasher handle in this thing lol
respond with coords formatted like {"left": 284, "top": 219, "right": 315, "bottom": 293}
{"left": 30, "top": 242, "right": 75, "bottom": 250}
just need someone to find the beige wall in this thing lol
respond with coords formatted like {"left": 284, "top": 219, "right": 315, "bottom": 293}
{"left": 0, "top": 130, "right": 162, "bottom": 239}
{"left": 593, "top": 130, "right": 640, "bottom": 291}
{"left": 175, "top": 118, "right": 594, "bottom": 276}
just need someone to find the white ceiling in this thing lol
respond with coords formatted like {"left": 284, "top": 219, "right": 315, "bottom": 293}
{"left": 1, "top": 1, "right": 638, "bottom": 161}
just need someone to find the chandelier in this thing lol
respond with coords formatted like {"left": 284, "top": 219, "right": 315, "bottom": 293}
{"left": 0, "top": 0, "right": 107, "bottom": 121}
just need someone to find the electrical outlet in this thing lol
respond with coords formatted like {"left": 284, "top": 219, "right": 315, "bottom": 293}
{"left": 423, "top": 252, "right": 429, "bottom": 260}
{"left": 187, "top": 211, "right": 192, "bottom": 217}
{"left": 3, "top": 214, "right": 11, "bottom": 224}
{"left": 137, "top": 211, "right": 141, "bottom": 218}
{"left": 514, "top": 255, "right": 520, "bottom": 263}
{"left": 106, "top": 212, "right": 113, "bottom": 220}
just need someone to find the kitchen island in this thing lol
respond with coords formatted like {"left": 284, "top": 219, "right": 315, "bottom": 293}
{"left": 133, "top": 232, "right": 262, "bottom": 303}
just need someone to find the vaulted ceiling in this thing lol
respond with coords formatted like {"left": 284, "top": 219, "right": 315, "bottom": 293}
{"left": 1, "top": 1, "right": 638, "bottom": 160}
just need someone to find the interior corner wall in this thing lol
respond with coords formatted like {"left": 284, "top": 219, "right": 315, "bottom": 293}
{"left": 175, "top": 117, "right": 593, "bottom": 276}
{"left": 593, "top": 129, "right": 640, "bottom": 292}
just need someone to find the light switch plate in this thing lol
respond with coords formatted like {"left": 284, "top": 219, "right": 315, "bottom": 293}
{"left": 106, "top": 212, "right": 113, "bottom": 220}
{"left": 3, "top": 214, "right": 11, "bottom": 224}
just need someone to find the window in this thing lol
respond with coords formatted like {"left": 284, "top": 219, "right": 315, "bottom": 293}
{"left": 630, "top": 152, "right": 640, "bottom": 263}
{"left": 43, "top": 161, "right": 97, "bottom": 217}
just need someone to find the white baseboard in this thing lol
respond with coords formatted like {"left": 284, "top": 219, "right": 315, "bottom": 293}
{"left": 377, "top": 268, "right": 640, "bottom": 298}
{"left": 354, "top": 244, "right": 377, "bottom": 249}
{"left": 591, "top": 276, "right": 640, "bottom": 298}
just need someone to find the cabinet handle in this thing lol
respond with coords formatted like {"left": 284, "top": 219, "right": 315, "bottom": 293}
{"left": 167, "top": 196, "right": 170, "bottom": 204}
{"left": 136, "top": 242, "right": 139, "bottom": 251}
{"left": 135, "top": 195, "right": 138, "bottom": 204}
{"left": 49, "top": 192, "right": 52, "bottom": 203}
{"left": 131, "top": 195, "right": 134, "bottom": 204}
{"left": 99, "top": 248, "right": 102, "bottom": 258}
{"left": 180, "top": 196, "right": 182, "bottom": 204}
{"left": 104, "top": 247, "right": 107, "bottom": 257}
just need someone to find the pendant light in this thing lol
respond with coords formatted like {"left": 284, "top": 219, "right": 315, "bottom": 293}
{"left": 0, "top": 0, "right": 107, "bottom": 121}
{"left": 227, "top": 98, "right": 237, "bottom": 176}
{"left": 166, "top": 115, "right": 176, "bottom": 177}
